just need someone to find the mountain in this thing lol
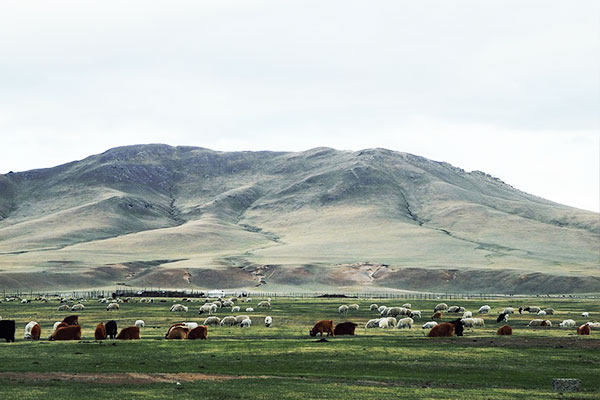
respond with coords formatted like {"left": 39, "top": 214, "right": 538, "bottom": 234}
{"left": 0, "top": 144, "right": 598, "bottom": 293}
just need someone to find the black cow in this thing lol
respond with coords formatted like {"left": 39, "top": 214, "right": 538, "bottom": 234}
{"left": 497, "top": 313, "right": 509, "bottom": 323}
{"left": 333, "top": 321, "right": 358, "bottom": 336}
{"left": 449, "top": 318, "right": 464, "bottom": 336}
{"left": 0, "top": 320, "right": 16, "bottom": 343}
{"left": 106, "top": 320, "right": 118, "bottom": 339}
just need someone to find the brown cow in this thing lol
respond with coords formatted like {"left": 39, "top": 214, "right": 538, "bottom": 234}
{"left": 51, "top": 325, "right": 82, "bottom": 341}
{"left": 497, "top": 325, "right": 512, "bottom": 335}
{"left": 188, "top": 326, "right": 208, "bottom": 340}
{"left": 62, "top": 315, "right": 79, "bottom": 326}
{"left": 577, "top": 323, "right": 591, "bottom": 336}
{"left": 30, "top": 323, "right": 41, "bottom": 340}
{"left": 432, "top": 312, "right": 443, "bottom": 320}
{"left": 309, "top": 320, "right": 334, "bottom": 337}
{"left": 95, "top": 323, "right": 107, "bottom": 340}
{"left": 428, "top": 322, "right": 455, "bottom": 337}
{"left": 167, "top": 326, "right": 189, "bottom": 339}
{"left": 165, "top": 323, "right": 187, "bottom": 339}
{"left": 333, "top": 322, "right": 358, "bottom": 336}
{"left": 116, "top": 326, "right": 140, "bottom": 340}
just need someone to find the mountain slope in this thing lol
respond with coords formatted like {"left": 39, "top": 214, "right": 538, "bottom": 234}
{"left": 0, "top": 144, "right": 598, "bottom": 293}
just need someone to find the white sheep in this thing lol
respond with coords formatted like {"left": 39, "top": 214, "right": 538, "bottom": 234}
{"left": 462, "top": 311, "right": 472, "bottom": 319}
{"left": 558, "top": 319, "right": 576, "bottom": 328}
{"left": 199, "top": 303, "right": 216, "bottom": 315}
{"left": 528, "top": 319, "right": 551, "bottom": 327}
{"left": 240, "top": 318, "right": 252, "bottom": 328}
{"left": 365, "top": 319, "right": 381, "bottom": 328}
{"left": 422, "top": 321, "right": 438, "bottom": 329}
{"left": 57, "top": 305, "right": 69, "bottom": 311}
{"left": 478, "top": 305, "right": 491, "bottom": 314}
{"left": 338, "top": 305, "right": 349, "bottom": 315}
{"left": 348, "top": 304, "right": 359, "bottom": 311}
{"left": 24, "top": 321, "right": 38, "bottom": 339}
{"left": 245, "top": 307, "right": 254, "bottom": 312}
{"left": 203, "top": 316, "right": 221, "bottom": 326}
{"left": 402, "top": 303, "right": 411, "bottom": 309}
{"left": 235, "top": 315, "right": 250, "bottom": 324}
{"left": 378, "top": 318, "right": 389, "bottom": 329}
{"left": 472, "top": 318, "right": 485, "bottom": 327}
{"left": 502, "top": 307, "right": 515, "bottom": 314}
{"left": 377, "top": 305, "right": 387, "bottom": 314}
{"left": 106, "top": 303, "right": 119, "bottom": 311}
{"left": 170, "top": 304, "right": 188, "bottom": 312}
{"left": 232, "top": 306, "right": 241, "bottom": 313}
{"left": 434, "top": 303, "right": 448, "bottom": 312}
{"left": 397, "top": 317, "right": 414, "bottom": 329}
{"left": 537, "top": 310, "right": 546, "bottom": 316}
{"left": 582, "top": 312, "right": 589, "bottom": 318}
{"left": 71, "top": 303, "right": 85, "bottom": 311}
{"left": 586, "top": 322, "right": 600, "bottom": 330}
{"left": 220, "top": 316, "right": 237, "bottom": 326}
{"left": 410, "top": 310, "right": 422, "bottom": 319}
{"left": 526, "top": 306, "right": 541, "bottom": 313}
{"left": 135, "top": 320, "right": 145, "bottom": 328}
{"left": 257, "top": 301, "right": 271, "bottom": 309}
{"left": 264, "top": 316, "right": 272, "bottom": 327}
{"left": 369, "top": 304, "right": 379, "bottom": 311}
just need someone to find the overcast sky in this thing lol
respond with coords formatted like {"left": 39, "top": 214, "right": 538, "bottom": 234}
{"left": 1, "top": 1, "right": 598, "bottom": 212}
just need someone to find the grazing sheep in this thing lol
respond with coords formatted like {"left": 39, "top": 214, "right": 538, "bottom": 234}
{"left": 478, "top": 305, "right": 491, "bottom": 314}
{"left": 434, "top": 303, "right": 448, "bottom": 312}
{"left": 577, "top": 323, "right": 591, "bottom": 335}
{"left": 537, "top": 310, "right": 546, "bottom": 316}
{"left": 378, "top": 318, "right": 390, "bottom": 329}
{"left": 582, "top": 312, "right": 589, "bottom": 318}
{"left": 472, "top": 318, "right": 485, "bottom": 327}
{"left": 257, "top": 301, "right": 271, "bottom": 309}
{"left": 348, "top": 304, "right": 359, "bottom": 311}
{"left": 377, "top": 305, "right": 387, "bottom": 314}
{"left": 235, "top": 315, "right": 250, "bottom": 324}
{"left": 462, "top": 311, "right": 473, "bottom": 319}
{"left": 245, "top": 307, "right": 254, "bottom": 312}
{"left": 587, "top": 322, "right": 600, "bottom": 330}
{"left": 240, "top": 318, "right": 252, "bottom": 328}
{"left": 410, "top": 310, "right": 422, "bottom": 319}
{"left": 543, "top": 308, "right": 554, "bottom": 315}
{"left": 220, "top": 316, "right": 237, "bottom": 326}
{"left": 106, "top": 303, "right": 119, "bottom": 311}
{"left": 497, "top": 313, "right": 509, "bottom": 323}
{"left": 397, "top": 317, "right": 414, "bottom": 329}
{"left": 222, "top": 300, "right": 234, "bottom": 307}
{"left": 461, "top": 318, "right": 476, "bottom": 328}
{"left": 402, "top": 303, "right": 412, "bottom": 309}
{"left": 447, "top": 306, "right": 464, "bottom": 313}
{"left": 264, "top": 316, "right": 273, "bottom": 327}
{"left": 528, "top": 319, "right": 551, "bottom": 327}
{"left": 203, "top": 316, "right": 221, "bottom": 326}
{"left": 338, "top": 305, "right": 349, "bottom": 315}
{"left": 231, "top": 306, "right": 241, "bottom": 313}
{"left": 170, "top": 304, "right": 188, "bottom": 312}
{"left": 422, "top": 321, "right": 438, "bottom": 329}
{"left": 365, "top": 319, "right": 381, "bottom": 329}
{"left": 386, "top": 307, "right": 404, "bottom": 317}
{"left": 559, "top": 319, "right": 576, "bottom": 328}
{"left": 198, "top": 303, "right": 217, "bottom": 315}
{"left": 432, "top": 312, "right": 443, "bottom": 320}
{"left": 71, "top": 303, "right": 85, "bottom": 311}
{"left": 502, "top": 307, "right": 515, "bottom": 314}
{"left": 497, "top": 325, "right": 512, "bottom": 335}
{"left": 369, "top": 304, "right": 379, "bottom": 311}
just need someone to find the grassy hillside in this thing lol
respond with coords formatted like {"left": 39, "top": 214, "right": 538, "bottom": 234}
{"left": 0, "top": 144, "right": 598, "bottom": 292}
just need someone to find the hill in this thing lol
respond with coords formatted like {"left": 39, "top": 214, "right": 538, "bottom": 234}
{"left": 0, "top": 144, "right": 598, "bottom": 293}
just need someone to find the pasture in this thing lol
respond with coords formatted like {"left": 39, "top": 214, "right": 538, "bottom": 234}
{"left": 0, "top": 296, "right": 599, "bottom": 399}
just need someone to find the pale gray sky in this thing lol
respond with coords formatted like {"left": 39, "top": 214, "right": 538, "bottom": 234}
{"left": 1, "top": 1, "right": 598, "bottom": 212}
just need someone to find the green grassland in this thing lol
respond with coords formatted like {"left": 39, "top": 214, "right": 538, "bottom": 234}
{"left": 0, "top": 296, "right": 599, "bottom": 399}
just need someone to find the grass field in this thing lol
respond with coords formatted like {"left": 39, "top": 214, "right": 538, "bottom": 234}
{"left": 0, "top": 296, "right": 599, "bottom": 399}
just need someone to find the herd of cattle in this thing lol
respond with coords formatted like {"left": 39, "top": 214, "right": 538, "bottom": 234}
{"left": 0, "top": 297, "right": 597, "bottom": 343}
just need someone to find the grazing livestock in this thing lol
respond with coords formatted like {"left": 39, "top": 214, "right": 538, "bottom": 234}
{"left": 203, "top": 317, "right": 221, "bottom": 326}
{"left": 497, "top": 325, "right": 512, "bottom": 335}
{"left": 402, "top": 303, "right": 411, "bottom": 309}
{"left": 378, "top": 318, "right": 390, "bottom": 329}
{"left": 334, "top": 322, "right": 357, "bottom": 336}
{"left": 447, "top": 306, "right": 464, "bottom": 313}
{"left": 62, "top": 315, "right": 79, "bottom": 326}
{"left": 135, "top": 320, "right": 145, "bottom": 328}
{"left": 434, "top": 303, "right": 448, "bottom": 312}
{"left": 451, "top": 319, "right": 465, "bottom": 336}
{"left": 543, "top": 308, "right": 554, "bottom": 315}
{"left": 377, "top": 306, "right": 387, "bottom": 314}
{"left": 397, "top": 317, "right": 414, "bottom": 329}
{"left": 310, "top": 320, "right": 334, "bottom": 337}
{"left": 235, "top": 315, "right": 250, "bottom": 324}
{"left": 462, "top": 311, "right": 473, "bottom": 319}
{"left": 432, "top": 312, "right": 443, "bottom": 320}
{"left": 57, "top": 305, "right": 70, "bottom": 311}
{"left": 348, "top": 304, "right": 359, "bottom": 311}
{"left": 478, "top": 305, "right": 491, "bottom": 314}
{"left": 338, "top": 305, "right": 349, "bottom": 315}
{"left": 24, "top": 321, "right": 41, "bottom": 340}
{"left": 365, "top": 319, "right": 381, "bottom": 329}
{"left": 264, "top": 316, "right": 273, "bottom": 327}
{"left": 117, "top": 326, "right": 140, "bottom": 340}
{"left": 0, "top": 320, "right": 16, "bottom": 342}
{"left": 587, "top": 322, "right": 600, "bottom": 330}
{"left": 582, "top": 312, "right": 589, "bottom": 318}
{"left": 410, "top": 311, "right": 422, "bottom": 319}
{"left": 422, "top": 321, "right": 438, "bottom": 329}
{"left": 537, "top": 310, "right": 547, "bottom": 316}
{"left": 387, "top": 307, "right": 410, "bottom": 317}
{"left": 95, "top": 323, "right": 107, "bottom": 340}
{"left": 51, "top": 325, "right": 81, "bottom": 341}
{"left": 428, "top": 322, "right": 455, "bottom": 337}
{"left": 106, "top": 303, "right": 119, "bottom": 311}
{"left": 164, "top": 323, "right": 186, "bottom": 338}
{"left": 528, "top": 319, "right": 551, "bottom": 327}
{"left": 577, "top": 323, "right": 591, "bottom": 335}
{"left": 71, "top": 303, "right": 85, "bottom": 311}
{"left": 167, "top": 326, "right": 189, "bottom": 339}
{"left": 220, "top": 316, "right": 237, "bottom": 326}
{"left": 502, "top": 307, "right": 515, "bottom": 314}
{"left": 188, "top": 325, "right": 208, "bottom": 340}
{"left": 232, "top": 306, "right": 241, "bottom": 313}
{"left": 199, "top": 304, "right": 217, "bottom": 315}
{"left": 496, "top": 313, "right": 509, "bottom": 323}
{"left": 240, "top": 318, "right": 252, "bottom": 328}
{"left": 257, "top": 301, "right": 271, "bottom": 309}
{"left": 369, "top": 304, "right": 379, "bottom": 311}
{"left": 559, "top": 319, "right": 576, "bottom": 328}
{"left": 245, "top": 307, "right": 254, "bottom": 312}
{"left": 106, "top": 320, "right": 118, "bottom": 339}
{"left": 170, "top": 304, "right": 188, "bottom": 312}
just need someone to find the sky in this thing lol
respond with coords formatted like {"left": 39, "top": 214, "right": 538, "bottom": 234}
{"left": 0, "top": 1, "right": 598, "bottom": 212}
